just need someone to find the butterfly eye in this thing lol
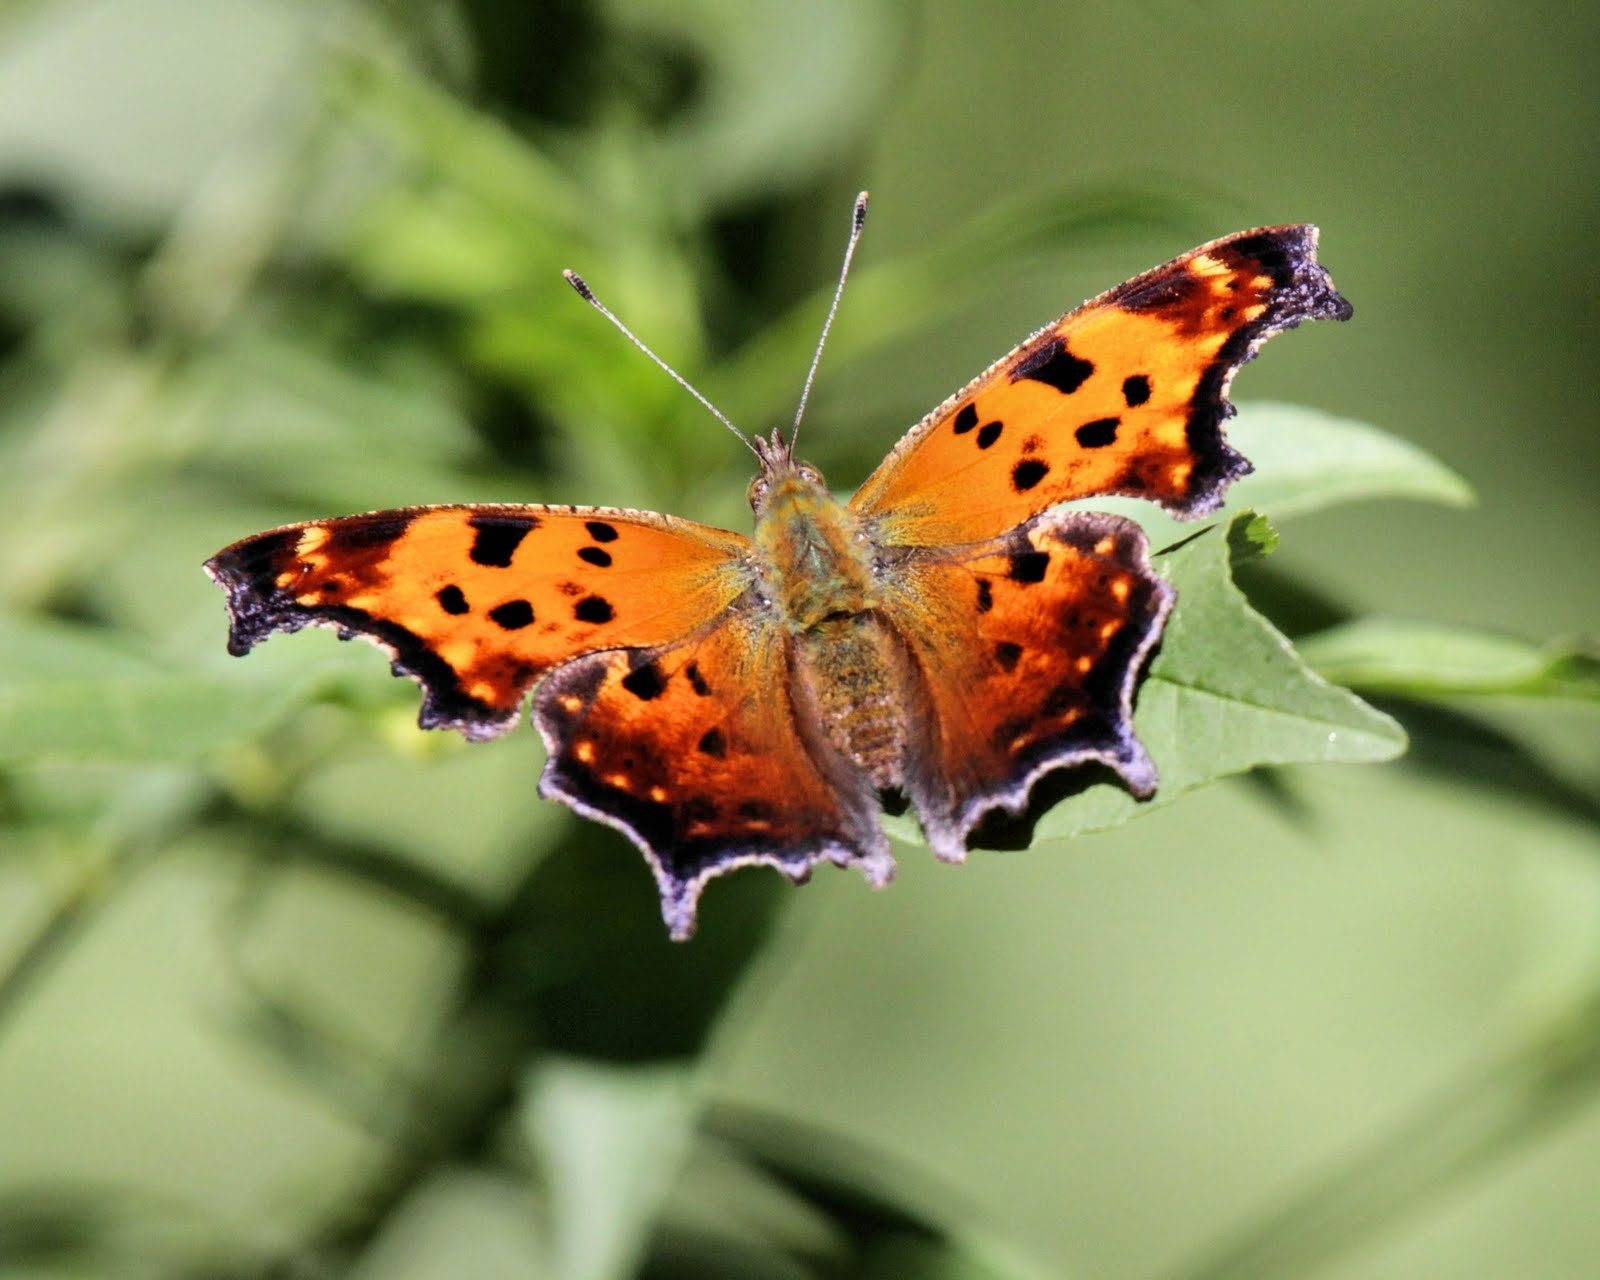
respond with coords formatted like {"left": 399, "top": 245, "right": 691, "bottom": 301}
{"left": 747, "top": 475, "right": 771, "bottom": 509}
{"left": 797, "top": 463, "right": 825, "bottom": 486}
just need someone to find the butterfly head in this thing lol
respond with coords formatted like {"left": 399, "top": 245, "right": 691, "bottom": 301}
{"left": 748, "top": 428, "right": 828, "bottom": 517}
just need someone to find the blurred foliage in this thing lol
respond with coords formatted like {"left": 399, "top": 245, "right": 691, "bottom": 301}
{"left": 0, "top": 2, "right": 1595, "bottom": 1279}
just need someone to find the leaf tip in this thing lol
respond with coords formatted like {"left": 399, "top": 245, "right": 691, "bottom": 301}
{"left": 1227, "top": 511, "right": 1279, "bottom": 563}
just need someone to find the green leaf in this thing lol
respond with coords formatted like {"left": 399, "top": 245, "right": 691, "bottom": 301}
{"left": 0, "top": 616, "right": 350, "bottom": 764}
{"left": 522, "top": 1058, "right": 699, "bottom": 1280}
{"left": 907, "top": 513, "right": 1406, "bottom": 846}
{"left": 1082, "top": 402, "right": 1474, "bottom": 548}
{"left": 1297, "top": 619, "right": 1600, "bottom": 703}
{"left": 1219, "top": 402, "right": 1474, "bottom": 518}
{"left": 1227, "top": 511, "right": 1280, "bottom": 562}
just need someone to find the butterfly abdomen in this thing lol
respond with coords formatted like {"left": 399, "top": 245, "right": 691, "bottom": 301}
{"left": 793, "top": 615, "right": 907, "bottom": 791}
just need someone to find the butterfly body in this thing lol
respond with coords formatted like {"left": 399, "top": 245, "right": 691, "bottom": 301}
{"left": 207, "top": 223, "right": 1352, "bottom": 938}
{"left": 746, "top": 444, "right": 911, "bottom": 790}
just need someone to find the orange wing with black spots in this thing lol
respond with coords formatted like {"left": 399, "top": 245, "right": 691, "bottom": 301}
{"left": 851, "top": 226, "right": 1352, "bottom": 546}
{"left": 534, "top": 614, "right": 892, "bottom": 939}
{"left": 205, "top": 505, "right": 751, "bottom": 740}
{"left": 885, "top": 509, "right": 1174, "bottom": 858}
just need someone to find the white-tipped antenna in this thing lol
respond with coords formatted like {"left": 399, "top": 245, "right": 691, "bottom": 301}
{"left": 562, "top": 269, "right": 758, "bottom": 459}
{"left": 790, "top": 190, "right": 869, "bottom": 450}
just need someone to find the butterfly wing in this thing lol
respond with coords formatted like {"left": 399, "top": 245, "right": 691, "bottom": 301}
{"left": 535, "top": 614, "right": 891, "bottom": 940}
{"left": 883, "top": 509, "right": 1174, "bottom": 858}
{"left": 857, "top": 226, "right": 1347, "bottom": 848}
{"left": 205, "top": 504, "right": 752, "bottom": 740}
{"left": 850, "top": 225, "right": 1352, "bottom": 546}
{"left": 207, "top": 503, "right": 891, "bottom": 937}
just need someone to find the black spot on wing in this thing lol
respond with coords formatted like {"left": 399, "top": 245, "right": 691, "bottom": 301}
{"left": 1075, "top": 417, "right": 1120, "bottom": 448}
{"left": 621, "top": 659, "right": 666, "bottom": 701}
{"left": 577, "top": 546, "right": 612, "bottom": 567}
{"left": 436, "top": 584, "right": 470, "bottom": 615}
{"left": 685, "top": 661, "right": 711, "bottom": 696}
{"left": 468, "top": 515, "right": 537, "bottom": 567}
{"left": 697, "top": 727, "right": 727, "bottom": 758}
{"left": 575, "top": 596, "right": 614, "bottom": 624}
{"left": 488, "top": 599, "right": 534, "bottom": 630}
{"left": 585, "top": 520, "right": 619, "bottom": 543}
{"left": 976, "top": 579, "right": 993, "bottom": 614}
{"left": 976, "top": 421, "right": 1003, "bottom": 449}
{"left": 1122, "top": 375, "right": 1151, "bottom": 406}
{"left": 952, "top": 403, "right": 979, "bottom": 435}
{"left": 1009, "top": 550, "right": 1050, "bottom": 584}
{"left": 994, "top": 641, "right": 1022, "bottom": 673}
{"left": 327, "top": 515, "right": 412, "bottom": 552}
{"left": 1012, "top": 337, "right": 1093, "bottom": 394}
{"left": 1011, "top": 459, "right": 1049, "bottom": 492}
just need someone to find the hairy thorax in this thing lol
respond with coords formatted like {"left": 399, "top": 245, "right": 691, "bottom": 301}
{"left": 753, "top": 470, "right": 906, "bottom": 788}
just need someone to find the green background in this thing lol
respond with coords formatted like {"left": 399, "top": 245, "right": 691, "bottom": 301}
{"left": 0, "top": 2, "right": 1595, "bottom": 1277}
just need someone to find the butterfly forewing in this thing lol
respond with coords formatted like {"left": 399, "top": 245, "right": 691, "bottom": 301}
{"left": 205, "top": 504, "right": 752, "bottom": 739}
{"left": 850, "top": 226, "right": 1352, "bottom": 546}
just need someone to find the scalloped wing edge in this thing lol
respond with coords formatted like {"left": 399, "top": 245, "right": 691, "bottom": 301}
{"left": 530, "top": 652, "right": 896, "bottom": 941}
{"left": 906, "top": 509, "right": 1176, "bottom": 861}
{"left": 204, "top": 525, "right": 521, "bottom": 740}
{"left": 1147, "top": 225, "right": 1354, "bottom": 518}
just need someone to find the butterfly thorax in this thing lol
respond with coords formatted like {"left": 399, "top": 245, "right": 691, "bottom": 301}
{"left": 751, "top": 463, "right": 906, "bottom": 788}
{"left": 751, "top": 467, "right": 877, "bottom": 630}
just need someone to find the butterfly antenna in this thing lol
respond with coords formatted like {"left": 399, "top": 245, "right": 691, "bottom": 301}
{"left": 562, "top": 269, "right": 759, "bottom": 459}
{"left": 790, "top": 190, "right": 869, "bottom": 450}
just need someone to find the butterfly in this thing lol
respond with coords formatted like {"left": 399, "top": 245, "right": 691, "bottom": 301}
{"left": 206, "top": 195, "right": 1351, "bottom": 939}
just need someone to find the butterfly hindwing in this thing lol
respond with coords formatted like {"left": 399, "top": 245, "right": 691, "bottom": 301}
{"left": 205, "top": 504, "right": 751, "bottom": 740}
{"left": 534, "top": 612, "right": 892, "bottom": 939}
{"left": 882, "top": 510, "right": 1174, "bottom": 858}
{"left": 851, "top": 225, "right": 1352, "bottom": 546}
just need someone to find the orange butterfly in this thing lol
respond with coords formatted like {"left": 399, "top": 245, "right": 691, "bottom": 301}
{"left": 207, "top": 196, "right": 1351, "bottom": 939}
